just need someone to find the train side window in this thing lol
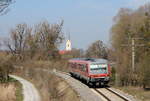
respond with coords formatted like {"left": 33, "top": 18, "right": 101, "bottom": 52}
{"left": 68, "top": 63, "right": 71, "bottom": 68}
{"left": 78, "top": 64, "right": 80, "bottom": 69}
{"left": 77, "top": 64, "right": 81, "bottom": 70}
{"left": 78, "top": 64, "right": 81, "bottom": 70}
{"left": 72, "top": 63, "right": 74, "bottom": 68}
{"left": 83, "top": 64, "right": 86, "bottom": 72}
{"left": 86, "top": 64, "right": 88, "bottom": 72}
{"left": 79, "top": 64, "right": 85, "bottom": 72}
{"left": 74, "top": 63, "right": 76, "bottom": 69}
{"left": 74, "top": 63, "right": 77, "bottom": 69}
{"left": 80, "top": 64, "right": 83, "bottom": 71}
{"left": 81, "top": 64, "right": 83, "bottom": 70}
{"left": 81, "top": 64, "right": 84, "bottom": 71}
{"left": 71, "top": 63, "right": 75, "bottom": 69}
{"left": 71, "top": 63, "right": 73, "bottom": 68}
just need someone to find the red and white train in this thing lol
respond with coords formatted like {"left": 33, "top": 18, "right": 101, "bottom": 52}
{"left": 68, "top": 58, "right": 110, "bottom": 86}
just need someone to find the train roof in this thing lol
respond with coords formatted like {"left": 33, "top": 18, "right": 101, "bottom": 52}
{"left": 69, "top": 58, "right": 108, "bottom": 63}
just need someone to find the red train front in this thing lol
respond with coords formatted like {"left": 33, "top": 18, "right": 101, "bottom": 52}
{"left": 68, "top": 58, "right": 110, "bottom": 86}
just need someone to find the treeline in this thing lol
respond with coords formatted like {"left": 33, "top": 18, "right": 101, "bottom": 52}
{"left": 62, "top": 40, "right": 108, "bottom": 59}
{"left": 0, "top": 21, "right": 64, "bottom": 82}
{"left": 110, "top": 4, "right": 150, "bottom": 88}
{"left": 0, "top": 53, "right": 14, "bottom": 82}
{"left": 5, "top": 21, "right": 64, "bottom": 60}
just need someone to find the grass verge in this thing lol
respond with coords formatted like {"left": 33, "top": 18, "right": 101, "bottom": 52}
{"left": 16, "top": 66, "right": 80, "bottom": 101}
{"left": 15, "top": 80, "right": 23, "bottom": 101}
{"left": 0, "top": 76, "right": 23, "bottom": 101}
{"left": 8, "top": 76, "right": 23, "bottom": 101}
{"left": 115, "top": 86, "right": 150, "bottom": 101}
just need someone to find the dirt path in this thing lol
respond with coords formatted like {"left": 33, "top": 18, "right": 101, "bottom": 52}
{"left": 10, "top": 75, "right": 41, "bottom": 101}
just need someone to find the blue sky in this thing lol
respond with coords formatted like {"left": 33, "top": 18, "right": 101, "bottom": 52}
{"left": 0, "top": 0, "right": 150, "bottom": 49}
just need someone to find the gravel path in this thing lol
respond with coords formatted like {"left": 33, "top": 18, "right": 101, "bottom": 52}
{"left": 54, "top": 71, "right": 103, "bottom": 101}
{"left": 10, "top": 75, "right": 41, "bottom": 101}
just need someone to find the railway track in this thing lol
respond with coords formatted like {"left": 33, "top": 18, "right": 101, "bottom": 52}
{"left": 56, "top": 70, "right": 132, "bottom": 101}
{"left": 94, "top": 88, "right": 131, "bottom": 101}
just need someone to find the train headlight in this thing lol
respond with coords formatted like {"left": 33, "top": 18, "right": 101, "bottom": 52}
{"left": 105, "top": 77, "right": 109, "bottom": 81}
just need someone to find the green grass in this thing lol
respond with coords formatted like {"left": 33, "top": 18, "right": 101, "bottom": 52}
{"left": 12, "top": 78, "right": 23, "bottom": 101}
{"left": 0, "top": 76, "right": 23, "bottom": 101}
{"left": 0, "top": 76, "right": 17, "bottom": 83}
{"left": 8, "top": 76, "right": 23, "bottom": 101}
{"left": 15, "top": 80, "right": 23, "bottom": 101}
{"left": 9, "top": 77, "right": 17, "bottom": 82}
{"left": 115, "top": 86, "right": 150, "bottom": 101}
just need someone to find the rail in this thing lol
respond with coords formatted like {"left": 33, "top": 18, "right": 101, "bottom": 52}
{"left": 55, "top": 70, "right": 132, "bottom": 101}
{"left": 94, "top": 88, "right": 131, "bottom": 101}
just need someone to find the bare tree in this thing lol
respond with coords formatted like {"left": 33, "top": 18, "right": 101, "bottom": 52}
{"left": 5, "top": 23, "right": 31, "bottom": 59}
{"left": 110, "top": 4, "right": 150, "bottom": 87}
{"left": 4, "top": 21, "right": 64, "bottom": 60}
{"left": 34, "top": 20, "right": 64, "bottom": 59}
{"left": 86, "top": 40, "right": 108, "bottom": 59}
{"left": 0, "top": 0, "right": 14, "bottom": 15}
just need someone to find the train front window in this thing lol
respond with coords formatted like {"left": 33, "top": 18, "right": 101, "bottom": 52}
{"left": 90, "top": 64, "right": 107, "bottom": 74}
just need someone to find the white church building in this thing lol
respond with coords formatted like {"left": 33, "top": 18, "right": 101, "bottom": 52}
{"left": 66, "top": 39, "right": 72, "bottom": 51}
{"left": 59, "top": 39, "right": 72, "bottom": 55}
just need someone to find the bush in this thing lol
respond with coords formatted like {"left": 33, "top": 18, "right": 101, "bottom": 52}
{"left": 110, "top": 67, "right": 116, "bottom": 85}
{"left": 0, "top": 54, "right": 14, "bottom": 83}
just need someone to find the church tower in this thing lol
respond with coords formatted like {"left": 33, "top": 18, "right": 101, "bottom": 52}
{"left": 66, "top": 40, "right": 72, "bottom": 51}
{"left": 66, "top": 34, "right": 72, "bottom": 51}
